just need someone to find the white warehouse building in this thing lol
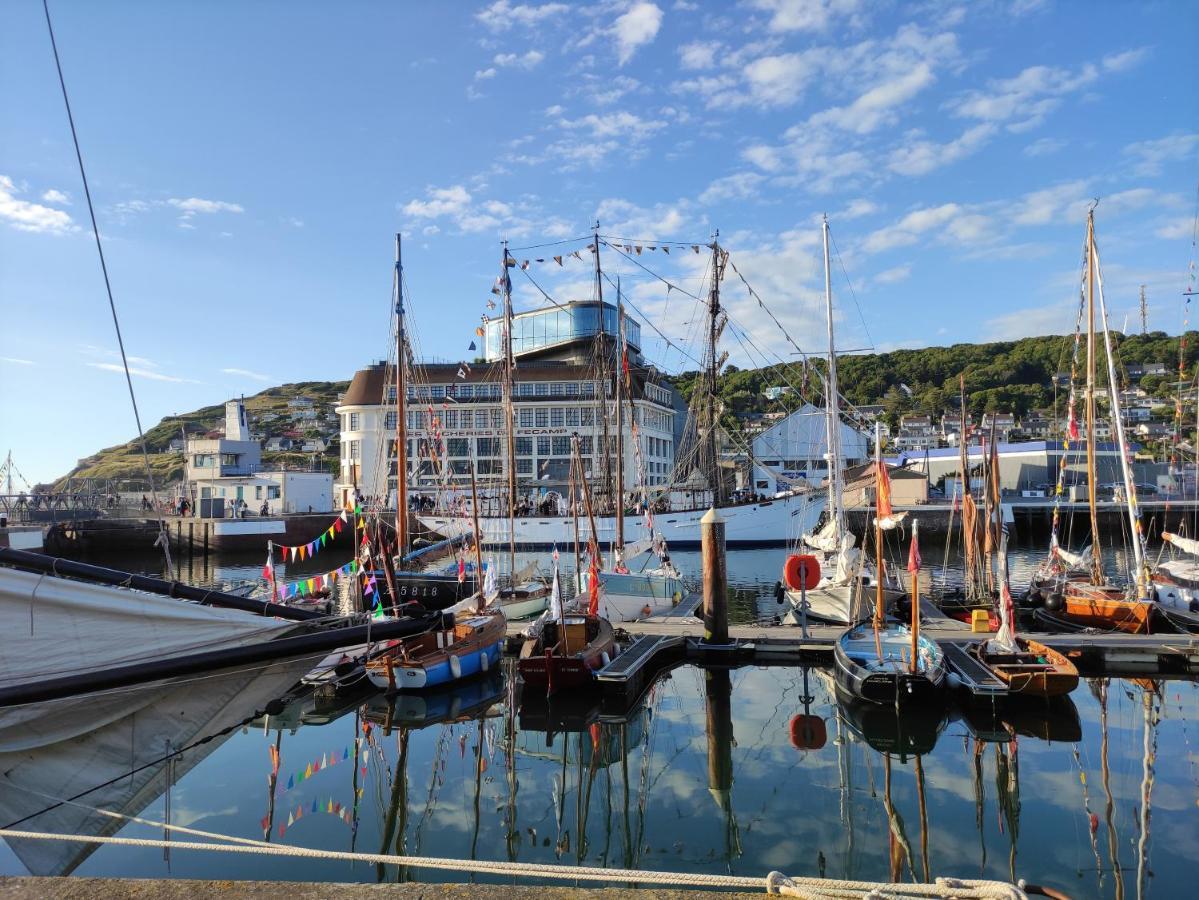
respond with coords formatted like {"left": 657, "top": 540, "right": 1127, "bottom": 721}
{"left": 747, "top": 403, "right": 870, "bottom": 495}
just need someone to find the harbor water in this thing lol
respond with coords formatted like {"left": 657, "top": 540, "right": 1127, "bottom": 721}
{"left": 1, "top": 537, "right": 1196, "bottom": 897}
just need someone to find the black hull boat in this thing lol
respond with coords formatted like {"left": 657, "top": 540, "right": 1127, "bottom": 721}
{"left": 833, "top": 623, "right": 947, "bottom": 706}
{"left": 373, "top": 570, "right": 479, "bottom": 611}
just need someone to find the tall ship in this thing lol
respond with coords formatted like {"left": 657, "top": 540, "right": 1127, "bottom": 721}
{"left": 336, "top": 231, "right": 824, "bottom": 548}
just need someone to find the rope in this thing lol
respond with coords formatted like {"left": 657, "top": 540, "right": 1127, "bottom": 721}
{"left": 0, "top": 827, "right": 1027, "bottom": 897}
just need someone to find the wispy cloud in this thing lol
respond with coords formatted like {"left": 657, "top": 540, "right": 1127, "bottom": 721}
{"left": 613, "top": 3, "right": 663, "bottom": 65}
{"left": 494, "top": 50, "right": 545, "bottom": 70}
{"left": 41, "top": 189, "right": 71, "bottom": 205}
{"left": 87, "top": 362, "right": 201, "bottom": 383}
{"left": 1, "top": 356, "right": 35, "bottom": 366}
{"left": 475, "top": 0, "right": 568, "bottom": 32}
{"left": 0, "top": 176, "right": 76, "bottom": 234}
{"left": 1122, "top": 133, "right": 1199, "bottom": 177}
{"left": 221, "top": 367, "right": 275, "bottom": 382}
{"left": 168, "top": 197, "right": 244, "bottom": 215}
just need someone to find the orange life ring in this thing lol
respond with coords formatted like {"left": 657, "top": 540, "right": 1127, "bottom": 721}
{"left": 783, "top": 554, "right": 821, "bottom": 592}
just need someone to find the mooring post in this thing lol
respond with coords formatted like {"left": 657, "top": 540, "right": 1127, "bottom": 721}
{"left": 701, "top": 507, "right": 728, "bottom": 645}
{"left": 705, "top": 667, "right": 733, "bottom": 810}
{"left": 187, "top": 521, "right": 194, "bottom": 556}
{"left": 202, "top": 522, "right": 209, "bottom": 558}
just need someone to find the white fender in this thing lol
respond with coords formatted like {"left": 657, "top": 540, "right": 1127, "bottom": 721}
{"left": 449, "top": 654, "right": 462, "bottom": 679}
{"left": 480, "top": 649, "right": 490, "bottom": 672}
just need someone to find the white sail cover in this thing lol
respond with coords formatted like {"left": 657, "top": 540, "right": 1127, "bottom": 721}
{"left": 0, "top": 565, "right": 297, "bottom": 691}
{"left": 1052, "top": 542, "right": 1091, "bottom": 570}
{"left": 622, "top": 536, "right": 653, "bottom": 560}
{"left": 803, "top": 518, "right": 842, "bottom": 553}
{"left": 1163, "top": 532, "right": 1199, "bottom": 557}
{"left": 0, "top": 658, "right": 312, "bottom": 876}
{"left": 483, "top": 557, "right": 500, "bottom": 605}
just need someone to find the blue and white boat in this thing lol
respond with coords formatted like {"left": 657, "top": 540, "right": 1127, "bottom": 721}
{"left": 365, "top": 611, "right": 505, "bottom": 692}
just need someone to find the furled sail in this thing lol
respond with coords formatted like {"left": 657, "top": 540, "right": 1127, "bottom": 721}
{"left": 1163, "top": 532, "right": 1199, "bottom": 557}
{"left": 1052, "top": 541, "right": 1091, "bottom": 570}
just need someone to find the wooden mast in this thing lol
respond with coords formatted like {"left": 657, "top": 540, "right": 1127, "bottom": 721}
{"left": 394, "top": 233, "right": 409, "bottom": 557}
{"left": 958, "top": 375, "right": 979, "bottom": 598}
{"left": 1085, "top": 210, "right": 1104, "bottom": 584}
{"left": 501, "top": 241, "right": 518, "bottom": 581}
{"left": 615, "top": 279, "right": 626, "bottom": 552}
{"left": 468, "top": 457, "right": 485, "bottom": 613}
{"left": 707, "top": 234, "right": 725, "bottom": 506}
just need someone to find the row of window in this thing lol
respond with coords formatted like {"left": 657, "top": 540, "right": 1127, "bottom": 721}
{"left": 402, "top": 380, "right": 605, "bottom": 402}
{"left": 346, "top": 401, "right": 673, "bottom": 436}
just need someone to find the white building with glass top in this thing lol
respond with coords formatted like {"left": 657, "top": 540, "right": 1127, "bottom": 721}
{"left": 334, "top": 301, "right": 681, "bottom": 511}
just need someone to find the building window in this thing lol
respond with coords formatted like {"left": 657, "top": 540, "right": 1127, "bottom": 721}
{"left": 517, "top": 458, "right": 533, "bottom": 475}
{"left": 474, "top": 410, "right": 489, "bottom": 429}
{"left": 550, "top": 408, "right": 564, "bottom": 427}
{"left": 431, "top": 385, "right": 445, "bottom": 399}
{"left": 384, "top": 411, "right": 397, "bottom": 430}
{"left": 445, "top": 410, "right": 458, "bottom": 428}
{"left": 535, "top": 408, "right": 548, "bottom": 427}
{"left": 579, "top": 436, "right": 593, "bottom": 454}
{"left": 537, "top": 437, "right": 550, "bottom": 456}
{"left": 517, "top": 382, "right": 533, "bottom": 397}
{"left": 447, "top": 437, "right": 469, "bottom": 457}
{"left": 581, "top": 382, "right": 595, "bottom": 396}
{"left": 566, "top": 382, "right": 579, "bottom": 396}
{"left": 458, "top": 384, "right": 474, "bottom": 398}
{"left": 491, "top": 409, "right": 504, "bottom": 429}
{"left": 551, "top": 382, "right": 564, "bottom": 394}
{"left": 255, "top": 486, "right": 263, "bottom": 499}
{"left": 581, "top": 409, "right": 595, "bottom": 426}
{"left": 349, "top": 440, "right": 361, "bottom": 460}
{"left": 349, "top": 412, "right": 360, "bottom": 430}
{"left": 268, "top": 486, "right": 280, "bottom": 499}
{"left": 520, "top": 409, "right": 534, "bottom": 427}
{"left": 565, "top": 408, "right": 579, "bottom": 427}
{"left": 478, "top": 459, "right": 501, "bottom": 475}
{"left": 515, "top": 437, "right": 532, "bottom": 455}
{"left": 552, "top": 437, "right": 570, "bottom": 455}
{"left": 534, "top": 382, "right": 548, "bottom": 396}
{"left": 477, "top": 437, "right": 501, "bottom": 457}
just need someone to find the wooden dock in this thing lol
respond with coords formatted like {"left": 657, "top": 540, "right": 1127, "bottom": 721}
{"left": 505, "top": 594, "right": 1199, "bottom": 701}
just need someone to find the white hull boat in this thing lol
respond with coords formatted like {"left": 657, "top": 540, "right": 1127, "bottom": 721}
{"left": 579, "top": 568, "right": 686, "bottom": 622}
{"left": 418, "top": 492, "right": 824, "bottom": 549}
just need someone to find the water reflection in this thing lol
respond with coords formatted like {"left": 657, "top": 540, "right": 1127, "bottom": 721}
{"left": 0, "top": 657, "right": 1195, "bottom": 896}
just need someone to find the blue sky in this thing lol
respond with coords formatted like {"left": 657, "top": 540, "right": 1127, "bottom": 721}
{"left": 1, "top": 0, "right": 1196, "bottom": 486}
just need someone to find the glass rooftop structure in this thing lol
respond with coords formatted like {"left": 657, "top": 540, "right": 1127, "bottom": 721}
{"left": 484, "top": 301, "right": 642, "bottom": 362}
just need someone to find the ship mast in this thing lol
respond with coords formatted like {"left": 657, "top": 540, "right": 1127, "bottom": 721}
{"left": 615, "top": 279, "right": 626, "bottom": 551}
{"left": 822, "top": 216, "right": 845, "bottom": 544}
{"left": 394, "top": 233, "right": 409, "bottom": 556}
{"left": 501, "top": 241, "right": 518, "bottom": 580}
{"left": 1085, "top": 211, "right": 1103, "bottom": 584}
{"left": 592, "top": 225, "right": 614, "bottom": 514}
{"left": 707, "top": 235, "right": 725, "bottom": 506}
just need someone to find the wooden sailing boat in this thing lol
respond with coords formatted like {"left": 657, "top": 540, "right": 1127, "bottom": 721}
{"left": 782, "top": 216, "right": 898, "bottom": 626}
{"left": 834, "top": 426, "right": 946, "bottom": 705}
{"left": 970, "top": 526, "right": 1078, "bottom": 698}
{"left": 519, "top": 444, "right": 617, "bottom": 696}
{"left": 1038, "top": 211, "right": 1155, "bottom": 633}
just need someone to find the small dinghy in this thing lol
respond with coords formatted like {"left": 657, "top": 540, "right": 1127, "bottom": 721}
{"left": 517, "top": 563, "right": 616, "bottom": 695}
{"left": 834, "top": 622, "right": 946, "bottom": 706}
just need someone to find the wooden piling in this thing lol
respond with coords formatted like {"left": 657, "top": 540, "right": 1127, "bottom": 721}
{"left": 701, "top": 507, "right": 728, "bottom": 645}
{"left": 187, "top": 521, "right": 194, "bottom": 556}
{"left": 704, "top": 667, "right": 733, "bottom": 808}
{"left": 202, "top": 522, "right": 209, "bottom": 558}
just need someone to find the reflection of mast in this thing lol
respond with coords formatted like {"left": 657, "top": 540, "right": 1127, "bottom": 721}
{"left": 972, "top": 739, "right": 987, "bottom": 873}
{"left": 1136, "top": 685, "right": 1158, "bottom": 900}
{"left": 263, "top": 730, "right": 282, "bottom": 843}
{"left": 377, "top": 727, "right": 410, "bottom": 883}
{"left": 704, "top": 668, "right": 741, "bottom": 867}
{"left": 994, "top": 739, "right": 1021, "bottom": 884}
{"left": 470, "top": 718, "right": 485, "bottom": 867}
{"left": 505, "top": 680, "right": 519, "bottom": 862}
{"left": 835, "top": 708, "right": 855, "bottom": 878}
{"left": 882, "top": 753, "right": 914, "bottom": 882}
{"left": 915, "top": 754, "right": 930, "bottom": 883}
{"left": 1099, "top": 680, "right": 1125, "bottom": 900}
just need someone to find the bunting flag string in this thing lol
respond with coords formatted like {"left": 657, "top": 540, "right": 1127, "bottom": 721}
{"left": 273, "top": 558, "right": 359, "bottom": 601}
{"left": 272, "top": 794, "right": 357, "bottom": 839}
{"left": 270, "top": 510, "right": 349, "bottom": 564}
{"left": 280, "top": 745, "right": 354, "bottom": 793}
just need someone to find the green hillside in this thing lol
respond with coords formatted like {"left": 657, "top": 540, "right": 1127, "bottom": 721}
{"left": 56, "top": 380, "right": 348, "bottom": 489}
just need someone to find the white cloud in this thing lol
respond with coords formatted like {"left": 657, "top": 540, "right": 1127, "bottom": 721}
{"left": 1, "top": 356, "right": 35, "bottom": 366}
{"left": 947, "top": 53, "right": 1139, "bottom": 132}
{"left": 559, "top": 110, "right": 667, "bottom": 140}
{"left": 0, "top": 176, "right": 76, "bottom": 234}
{"left": 861, "top": 203, "right": 965, "bottom": 253}
{"left": 87, "top": 362, "right": 199, "bottom": 383}
{"left": 167, "top": 197, "right": 244, "bottom": 214}
{"left": 698, "top": 172, "right": 765, "bottom": 204}
{"left": 284, "top": 217, "right": 304, "bottom": 228}
{"left": 809, "top": 63, "right": 935, "bottom": 134}
{"left": 1123, "top": 133, "right": 1199, "bottom": 177}
{"left": 402, "top": 185, "right": 473, "bottom": 219}
{"left": 749, "top": 0, "right": 863, "bottom": 33}
{"left": 41, "top": 189, "right": 70, "bottom": 205}
{"left": 493, "top": 50, "right": 545, "bottom": 70}
{"left": 476, "top": 0, "right": 568, "bottom": 31}
{"left": 474, "top": 67, "right": 497, "bottom": 81}
{"left": 613, "top": 2, "right": 663, "bottom": 65}
{"left": 887, "top": 123, "right": 995, "bottom": 176}
{"left": 678, "top": 40, "right": 720, "bottom": 70}
{"left": 1102, "top": 46, "right": 1150, "bottom": 73}
{"left": 874, "top": 264, "right": 911, "bottom": 284}
{"left": 594, "top": 197, "right": 691, "bottom": 237}
{"left": 838, "top": 198, "right": 879, "bottom": 220}
{"left": 221, "top": 368, "right": 274, "bottom": 382}
{"left": 1156, "top": 218, "right": 1195, "bottom": 240}
{"left": 1023, "top": 136, "right": 1066, "bottom": 157}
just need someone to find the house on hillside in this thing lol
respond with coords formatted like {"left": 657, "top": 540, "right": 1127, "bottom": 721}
{"left": 893, "top": 414, "right": 938, "bottom": 451}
